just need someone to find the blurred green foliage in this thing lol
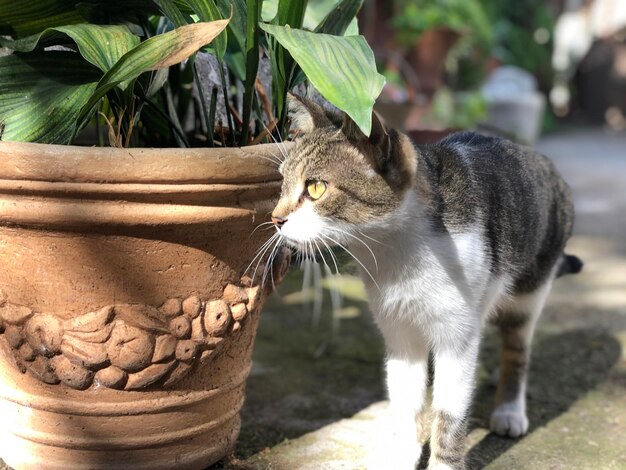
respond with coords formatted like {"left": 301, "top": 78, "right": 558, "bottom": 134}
{"left": 429, "top": 87, "right": 487, "bottom": 129}
{"left": 391, "top": 0, "right": 493, "bottom": 50}
{"left": 480, "top": 0, "right": 555, "bottom": 90}
{"left": 386, "top": 0, "right": 556, "bottom": 91}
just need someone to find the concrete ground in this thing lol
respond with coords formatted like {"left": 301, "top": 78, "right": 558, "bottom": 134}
{"left": 219, "top": 128, "right": 626, "bottom": 469}
{"left": 1, "top": 129, "right": 623, "bottom": 470}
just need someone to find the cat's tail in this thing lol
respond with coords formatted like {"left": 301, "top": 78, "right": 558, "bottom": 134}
{"left": 556, "top": 253, "right": 583, "bottom": 277}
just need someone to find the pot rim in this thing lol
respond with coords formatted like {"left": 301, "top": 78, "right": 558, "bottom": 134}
{"left": 0, "top": 142, "right": 289, "bottom": 228}
{"left": 0, "top": 141, "right": 289, "bottom": 184}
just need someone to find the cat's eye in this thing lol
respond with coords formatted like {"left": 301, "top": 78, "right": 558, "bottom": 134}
{"left": 306, "top": 180, "right": 327, "bottom": 200}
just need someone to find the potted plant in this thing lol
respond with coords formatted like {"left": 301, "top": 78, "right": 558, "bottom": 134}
{"left": 0, "top": 1, "right": 384, "bottom": 468}
{"left": 390, "top": 0, "right": 493, "bottom": 98}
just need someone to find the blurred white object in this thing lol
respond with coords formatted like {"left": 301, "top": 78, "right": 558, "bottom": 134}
{"left": 551, "top": 0, "right": 626, "bottom": 111}
{"left": 481, "top": 66, "right": 546, "bottom": 144}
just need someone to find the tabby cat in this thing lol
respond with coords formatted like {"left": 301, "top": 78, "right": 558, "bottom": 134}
{"left": 268, "top": 96, "right": 581, "bottom": 470}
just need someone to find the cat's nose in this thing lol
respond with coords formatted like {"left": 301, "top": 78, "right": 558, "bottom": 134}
{"left": 271, "top": 216, "right": 287, "bottom": 228}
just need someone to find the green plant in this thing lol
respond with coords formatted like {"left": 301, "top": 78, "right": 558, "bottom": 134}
{"left": 0, "top": 0, "right": 384, "bottom": 147}
{"left": 428, "top": 87, "right": 487, "bottom": 129}
{"left": 387, "top": 0, "right": 494, "bottom": 91}
{"left": 480, "top": 0, "right": 555, "bottom": 90}
{"left": 391, "top": 0, "right": 492, "bottom": 49}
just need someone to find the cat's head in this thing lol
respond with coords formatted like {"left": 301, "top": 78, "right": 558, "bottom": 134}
{"left": 271, "top": 95, "right": 418, "bottom": 249}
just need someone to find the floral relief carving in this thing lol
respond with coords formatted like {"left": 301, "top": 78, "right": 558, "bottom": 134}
{"left": 0, "top": 277, "right": 262, "bottom": 391}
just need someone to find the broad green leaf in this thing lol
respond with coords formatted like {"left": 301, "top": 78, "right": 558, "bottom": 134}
{"left": 224, "top": 49, "right": 246, "bottom": 80}
{"left": 216, "top": 0, "right": 246, "bottom": 50}
{"left": 344, "top": 18, "right": 358, "bottom": 36}
{"left": 185, "top": 0, "right": 227, "bottom": 59}
{"left": 277, "top": 0, "right": 307, "bottom": 28}
{"left": 291, "top": 0, "right": 362, "bottom": 86}
{"left": 266, "top": 0, "right": 309, "bottom": 135}
{"left": 261, "top": 24, "right": 385, "bottom": 136}
{"left": 78, "top": 19, "right": 230, "bottom": 130}
{"left": 314, "top": 0, "right": 362, "bottom": 35}
{"left": 0, "top": 24, "right": 140, "bottom": 73}
{"left": 0, "top": 52, "right": 100, "bottom": 143}
{"left": 215, "top": 0, "right": 246, "bottom": 81}
{"left": 262, "top": 0, "right": 278, "bottom": 22}
{"left": 153, "top": 0, "right": 190, "bottom": 27}
{"left": 0, "top": 0, "right": 83, "bottom": 38}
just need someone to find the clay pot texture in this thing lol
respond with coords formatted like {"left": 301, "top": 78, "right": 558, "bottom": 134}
{"left": 0, "top": 141, "right": 290, "bottom": 470}
{"left": 408, "top": 28, "right": 462, "bottom": 98}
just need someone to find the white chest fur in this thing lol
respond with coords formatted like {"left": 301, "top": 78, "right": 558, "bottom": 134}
{"left": 349, "top": 193, "right": 506, "bottom": 347}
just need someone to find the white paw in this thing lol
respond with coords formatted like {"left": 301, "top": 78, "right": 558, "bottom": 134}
{"left": 366, "top": 438, "right": 421, "bottom": 470}
{"left": 489, "top": 409, "right": 529, "bottom": 438}
{"left": 366, "top": 446, "right": 421, "bottom": 470}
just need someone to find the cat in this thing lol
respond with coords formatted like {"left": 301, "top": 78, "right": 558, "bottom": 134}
{"left": 267, "top": 95, "right": 582, "bottom": 470}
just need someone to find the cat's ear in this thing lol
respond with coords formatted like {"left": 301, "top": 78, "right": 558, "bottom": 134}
{"left": 341, "top": 111, "right": 389, "bottom": 148}
{"left": 287, "top": 94, "right": 333, "bottom": 133}
{"left": 341, "top": 111, "right": 391, "bottom": 164}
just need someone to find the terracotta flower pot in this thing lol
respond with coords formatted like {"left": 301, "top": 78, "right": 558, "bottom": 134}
{"left": 408, "top": 28, "right": 462, "bottom": 98}
{"left": 0, "top": 142, "right": 290, "bottom": 469}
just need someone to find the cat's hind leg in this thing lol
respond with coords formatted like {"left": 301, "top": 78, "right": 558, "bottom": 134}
{"left": 489, "top": 276, "right": 554, "bottom": 438}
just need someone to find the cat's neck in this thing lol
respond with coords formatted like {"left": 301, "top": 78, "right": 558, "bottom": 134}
{"left": 348, "top": 190, "right": 433, "bottom": 273}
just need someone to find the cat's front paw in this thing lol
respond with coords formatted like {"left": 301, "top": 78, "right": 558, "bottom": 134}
{"left": 489, "top": 408, "right": 529, "bottom": 438}
{"left": 366, "top": 446, "right": 421, "bottom": 470}
{"left": 366, "top": 439, "right": 421, "bottom": 470}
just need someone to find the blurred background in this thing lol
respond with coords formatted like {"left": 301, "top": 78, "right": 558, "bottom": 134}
{"left": 361, "top": 0, "right": 626, "bottom": 142}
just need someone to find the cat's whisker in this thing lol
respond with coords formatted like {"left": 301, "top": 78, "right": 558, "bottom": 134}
{"left": 358, "top": 229, "right": 386, "bottom": 246}
{"left": 268, "top": 151, "right": 284, "bottom": 164}
{"left": 262, "top": 123, "right": 288, "bottom": 162}
{"left": 255, "top": 154, "right": 282, "bottom": 166}
{"left": 250, "top": 238, "right": 278, "bottom": 286}
{"left": 328, "top": 228, "right": 379, "bottom": 272}
{"left": 267, "top": 121, "right": 290, "bottom": 162}
{"left": 247, "top": 233, "right": 280, "bottom": 284}
{"left": 311, "top": 256, "right": 323, "bottom": 330}
{"left": 301, "top": 259, "right": 313, "bottom": 316}
{"left": 257, "top": 234, "right": 283, "bottom": 287}
{"left": 314, "top": 239, "right": 343, "bottom": 338}
{"left": 321, "top": 233, "right": 380, "bottom": 290}
{"left": 250, "top": 221, "right": 276, "bottom": 236}
{"left": 262, "top": 235, "right": 283, "bottom": 289}
{"left": 313, "top": 238, "right": 330, "bottom": 275}
{"left": 244, "top": 233, "right": 279, "bottom": 278}
{"left": 323, "top": 263, "right": 343, "bottom": 336}
{"left": 306, "top": 240, "right": 314, "bottom": 264}
{"left": 318, "top": 236, "right": 340, "bottom": 275}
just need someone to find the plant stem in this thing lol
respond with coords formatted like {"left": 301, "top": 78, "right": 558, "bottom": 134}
{"left": 208, "top": 86, "right": 218, "bottom": 144}
{"left": 193, "top": 57, "right": 214, "bottom": 146}
{"left": 164, "top": 84, "right": 189, "bottom": 147}
{"left": 143, "top": 86, "right": 189, "bottom": 148}
{"left": 239, "top": 0, "right": 262, "bottom": 146}
{"left": 218, "top": 62, "right": 236, "bottom": 146}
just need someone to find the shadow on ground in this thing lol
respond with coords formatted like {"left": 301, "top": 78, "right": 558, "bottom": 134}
{"left": 235, "top": 268, "right": 385, "bottom": 460}
{"left": 463, "top": 325, "right": 621, "bottom": 469}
